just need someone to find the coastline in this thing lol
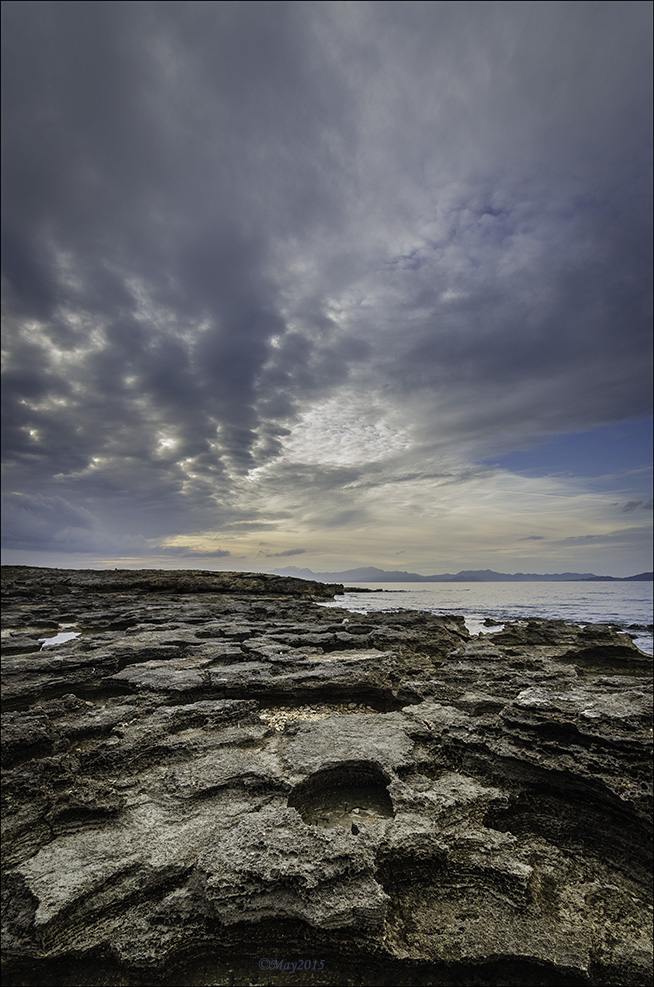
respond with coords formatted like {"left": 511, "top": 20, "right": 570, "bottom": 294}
{"left": 321, "top": 580, "right": 654, "bottom": 656}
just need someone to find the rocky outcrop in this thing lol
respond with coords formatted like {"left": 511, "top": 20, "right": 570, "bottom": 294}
{"left": 1, "top": 567, "right": 652, "bottom": 986}
{"left": 1, "top": 565, "right": 341, "bottom": 600}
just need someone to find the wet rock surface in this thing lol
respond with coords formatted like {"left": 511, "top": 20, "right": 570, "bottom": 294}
{"left": 1, "top": 566, "right": 652, "bottom": 987}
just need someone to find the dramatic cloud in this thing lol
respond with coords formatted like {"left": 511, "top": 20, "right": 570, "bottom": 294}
{"left": 2, "top": 1, "right": 652, "bottom": 575}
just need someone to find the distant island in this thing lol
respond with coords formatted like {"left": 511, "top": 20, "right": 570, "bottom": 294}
{"left": 273, "top": 565, "right": 653, "bottom": 583}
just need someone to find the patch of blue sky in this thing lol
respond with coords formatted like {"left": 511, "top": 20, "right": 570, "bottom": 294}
{"left": 483, "top": 418, "right": 653, "bottom": 484}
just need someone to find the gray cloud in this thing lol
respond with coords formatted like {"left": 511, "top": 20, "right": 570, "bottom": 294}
{"left": 620, "top": 499, "right": 654, "bottom": 513}
{"left": 1, "top": 492, "right": 230, "bottom": 558}
{"left": 262, "top": 549, "right": 307, "bottom": 558}
{"left": 158, "top": 546, "right": 231, "bottom": 559}
{"left": 555, "top": 527, "right": 651, "bottom": 547}
{"left": 2, "top": 493, "right": 95, "bottom": 549}
{"left": 1, "top": 1, "right": 652, "bottom": 567}
{"left": 2, "top": 491, "right": 151, "bottom": 555}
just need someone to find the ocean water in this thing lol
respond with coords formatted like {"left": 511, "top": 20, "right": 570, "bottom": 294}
{"left": 320, "top": 581, "right": 653, "bottom": 655}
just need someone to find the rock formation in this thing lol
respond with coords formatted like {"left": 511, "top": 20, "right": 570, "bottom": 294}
{"left": 1, "top": 566, "right": 652, "bottom": 986}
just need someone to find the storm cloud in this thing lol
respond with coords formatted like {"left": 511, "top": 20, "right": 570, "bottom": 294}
{"left": 2, "top": 1, "right": 652, "bottom": 574}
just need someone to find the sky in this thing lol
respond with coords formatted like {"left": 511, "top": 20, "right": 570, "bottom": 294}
{"left": 1, "top": 1, "right": 652, "bottom": 578}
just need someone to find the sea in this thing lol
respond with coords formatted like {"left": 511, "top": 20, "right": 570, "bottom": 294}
{"left": 319, "top": 580, "right": 653, "bottom": 655}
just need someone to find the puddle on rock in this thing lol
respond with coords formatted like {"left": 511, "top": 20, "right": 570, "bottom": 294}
{"left": 39, "top": 630, "right": 82, "bottom": 648}
{"left": 464, "top": 617, "right": 506, "bottom": 637}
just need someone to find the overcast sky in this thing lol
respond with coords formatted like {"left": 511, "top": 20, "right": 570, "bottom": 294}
{"left": 2, "top": 1, "right": 652, "bottom": 576}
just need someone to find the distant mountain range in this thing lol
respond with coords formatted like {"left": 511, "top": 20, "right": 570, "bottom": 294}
{"left": 273, "top": 565, "right": 653, "bottom": 583}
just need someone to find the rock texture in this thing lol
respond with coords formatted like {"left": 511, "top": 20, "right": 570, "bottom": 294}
{"left": 1, "top": 566, "right": 652, "bottom": 987}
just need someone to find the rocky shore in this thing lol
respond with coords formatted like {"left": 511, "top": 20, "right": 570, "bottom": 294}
{"left": 1, "top": 566, "right": 652, "bottom": 986}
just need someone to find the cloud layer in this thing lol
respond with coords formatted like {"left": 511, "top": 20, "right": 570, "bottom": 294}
{"left": 2, "top": 1, "right": 652, "bottom": 574}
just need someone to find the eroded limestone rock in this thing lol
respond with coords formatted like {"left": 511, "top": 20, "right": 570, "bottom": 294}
{"left": 1, "top": 566, "right": 652, "bottom": 986}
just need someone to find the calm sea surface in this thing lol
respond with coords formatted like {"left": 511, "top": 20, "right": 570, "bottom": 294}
{"left": 320, "top": 581, "right": 653, "bottom": 655}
